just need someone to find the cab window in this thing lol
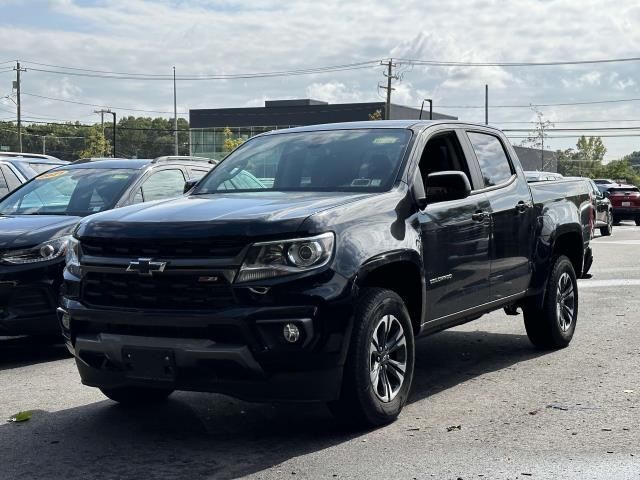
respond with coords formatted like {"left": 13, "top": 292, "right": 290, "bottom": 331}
{"left": 467, "top": 132, "right": 514, "bottom": 187}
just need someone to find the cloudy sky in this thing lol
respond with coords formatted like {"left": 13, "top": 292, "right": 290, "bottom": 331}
{"left": 1, "top": 0, "right": 639, "bottom": 159}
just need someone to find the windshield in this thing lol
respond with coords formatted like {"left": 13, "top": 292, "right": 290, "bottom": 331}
{"left": 195, "top": 129, "right": 412, "bottom": 194}
{"left": 0, "top": 168, "right": 137, "bottom": 216}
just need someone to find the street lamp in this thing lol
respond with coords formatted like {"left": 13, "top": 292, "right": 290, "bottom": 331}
{"left": 419, "top": 99, "right": 432, "bottom": 120}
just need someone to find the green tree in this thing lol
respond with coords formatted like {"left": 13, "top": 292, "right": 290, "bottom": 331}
{"left": 368, "top": 109, "right": 383, "bottom": 121}
{"left": 76, "top": 125, "right": 111, "bottom": 158}
{"left": 595, "top": 159, "right": 640, "bottom": 185}
{"left": 223, "top": 127, "right": 245, "bottom": 152}
{"left": 557, "top": 136, "right": 606, "bottom": 177}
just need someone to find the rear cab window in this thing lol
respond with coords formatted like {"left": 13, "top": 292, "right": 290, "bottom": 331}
{"left": 466, "top": 132, "right": 514, "bottom": 188}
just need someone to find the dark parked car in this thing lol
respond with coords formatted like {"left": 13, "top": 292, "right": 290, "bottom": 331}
{"left": 524, "top": 171, "right": 563, "bottom": 182}
{"left": 585, "top": 178, "right": 613, "bottom": 235}
{"left": 60, "top": 121, "right": 591, "bottom": 427}
{"left": 0, "top": 157, "right": 213, "bottom": 337}
{"left": 607, "top": 184, "right": 640, "bottom": 225}
{"left": 0, "top": 153, "right": 68, "bottom": 196}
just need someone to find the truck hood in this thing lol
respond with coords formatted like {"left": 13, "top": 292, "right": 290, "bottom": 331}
{"left": 0, "top": 215, "right": 79, "bottom": 251}
{"left": 76, "top": 192, "right": 373, "bottom": 240}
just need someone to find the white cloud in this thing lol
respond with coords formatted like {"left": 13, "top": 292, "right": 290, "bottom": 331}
{"left": 0, "top": 0, "right": 639, "bottom": 158}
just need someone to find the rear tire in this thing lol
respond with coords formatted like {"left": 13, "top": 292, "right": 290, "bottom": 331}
{"left": 523, "top": 255, "right": 578, "bottom": 349}
{"left": 635, "top": 218, "right": 640, "bottom": 226}
{"left": 328, "top": 288, "right": 415, "bottom": 428}
{"left": 100, "top": 386, "right": 174, "bottom": 405}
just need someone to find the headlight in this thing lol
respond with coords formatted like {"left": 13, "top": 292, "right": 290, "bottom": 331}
{"left": 0, "top": 236, "right": 70, "bottom": 265}
{"left": 66, "top": 237, "right": 80, "bottom": 270}
{"left": 236, "top": 232, "right": 335, "bottom": 283}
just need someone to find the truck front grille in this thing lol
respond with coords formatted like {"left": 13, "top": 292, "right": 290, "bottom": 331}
{"left": 81, "top": 272, "right": 235, "bottom": 310}
{"left": 81, "top": 238, "right": 246, "bottom": 259}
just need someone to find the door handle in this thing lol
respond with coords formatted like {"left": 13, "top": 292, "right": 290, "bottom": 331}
{"left": 516, "top": 201, "right": 531, "bottom": 213}
{"left": 471, "top": 211, "right": 488, "bottom": 222}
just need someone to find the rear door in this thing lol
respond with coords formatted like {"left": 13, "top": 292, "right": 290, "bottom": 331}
{"left": 464, "top": 130, "right": 535, "bottom": 301}
{"left": 415, "top": 128, "right": 492, "bottom": 322}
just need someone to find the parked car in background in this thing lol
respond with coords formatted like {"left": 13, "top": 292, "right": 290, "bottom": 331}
{"left": 585, "top": 178, "right": 613, "bottom": 235}
{"left": 524, "top": 171, "right": 563, "bottom": 182}
{"left": 606, "top": 184, "right": 640, "bottom": 225}
{"left": 0, "top": 152, "right": 68, "bottom": 196}
{"left": 593, "top": 179, "right": 620, "bottom": 194}
{"left": 0, "top": 156, "right": 214, "bottom": 338}
{"left": 60, "top": 120, "right": 591, "bottom": 426}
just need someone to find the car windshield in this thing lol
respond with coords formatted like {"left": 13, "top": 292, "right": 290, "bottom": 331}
{"left": 194, "top": 129, "right": 412, "bottom": 194}
{"left": 0, "top": 168, "right": 137, "bottom": 216}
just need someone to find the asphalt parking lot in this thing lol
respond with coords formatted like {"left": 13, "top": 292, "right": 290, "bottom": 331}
{"left": 1, "top": 225, "right": 639, "bottom": 480}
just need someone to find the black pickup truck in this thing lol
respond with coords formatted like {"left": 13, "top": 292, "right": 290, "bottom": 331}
{"left": 60, "top": 121, "right": 592, "bottom": 427}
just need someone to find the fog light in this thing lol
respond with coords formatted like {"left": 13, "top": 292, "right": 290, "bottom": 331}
{"left": 283, "top": 323, "right": 300, "bottom": 343}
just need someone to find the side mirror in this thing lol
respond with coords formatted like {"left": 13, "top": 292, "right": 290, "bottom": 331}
{"left": 603, "top": 191, "right": 610, "bottom": 198}
{"left": 423, "top": 171, "right": 472, "bottom": 204}
{"left": 184, "top": 179, "right": 198, "bottom": 194}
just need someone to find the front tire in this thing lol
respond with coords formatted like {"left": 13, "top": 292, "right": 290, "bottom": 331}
{"left": 523, "top": 255, "right": 578, "bottom": 349}
{"left": 100, "top": 386, "right": 174, "bottom": 405}
{"left": 329, "top": 288, "right": 415, "bottom": 428}
{"left": 635, "top": 217, "right": 640, "bottom": 226}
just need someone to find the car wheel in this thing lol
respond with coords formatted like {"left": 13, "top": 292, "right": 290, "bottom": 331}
{"left": 523, "top": 255, "right": 578, "bottom": 349}
{"left": 600, "top": 214, "right": 613, "bottom": 236}
{"left": 328, "top": 288, "right": 415, "bottom": 428}
{"left": 635, "top": 217, "right": 640, "bottom": 226}
{"left": 100, "top": 386, "right": 174, "bottom": 405}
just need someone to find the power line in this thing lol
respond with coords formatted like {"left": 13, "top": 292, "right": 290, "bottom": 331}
{"left": 420, "top": 97, "right": 640, "bottom": 109}
{"left": 504, "top": 126, "right": 640, "bottom": 132}
{"left": 497, "top": 119, "right": 640, "bottom": 124}
{"left": 399, "top": 56, "right": 640, "bottom": 67}
{"left": 507, "top": 134, "right": 640, "bottom": 139}
{"left": 22, "top": 60, "right": 380, "bottom": 81}
{"left": 21, "top": 92, "right": 189, "bottom": 115}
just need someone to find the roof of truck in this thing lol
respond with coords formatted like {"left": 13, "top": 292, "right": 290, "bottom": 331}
{"left": 261, "top": 120, "right": 502, "bottom": 135}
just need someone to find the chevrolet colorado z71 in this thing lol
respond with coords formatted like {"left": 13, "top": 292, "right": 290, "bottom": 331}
{"left": 60, "top": 121, "right": 592, "bottom": 427}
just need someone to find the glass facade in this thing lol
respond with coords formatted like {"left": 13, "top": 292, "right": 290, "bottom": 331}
{"left": 189, "top": 125, "right": 299, "bottom": 161}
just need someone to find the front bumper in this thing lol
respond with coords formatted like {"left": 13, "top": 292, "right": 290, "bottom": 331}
{"left": 60, "top": 269, "right": 354, "bottom": 402}
{"left": 0, "top": 262, "right": 63, "bottom": 336}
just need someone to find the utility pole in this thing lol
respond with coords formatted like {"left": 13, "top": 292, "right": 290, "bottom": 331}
{"left": 41, "top": 135, "right": 46, "bottom": 154}
{"left": 173, "top": 66, "right": 178, "bottom": 155}
{"left": 13, "top": 61, "right": 26, "bottom": 152}
{"left": 380, "top": 59, "right": 398, "bottom": 120}
{"left": 485, "top": 84, "right": 489, "bottom": 125}
{"left": 94, "top": 109, "right": 116, "bottom": 157}
{"left": 94, "top": 110, "right": 105, "bottom": 156}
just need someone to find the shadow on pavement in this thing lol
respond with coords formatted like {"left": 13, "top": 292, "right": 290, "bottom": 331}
{"left": 0, "top": 329, "right": 547, "bottom": 479}
{"left": 0, "top": 335, "right": 70, "bottom": 371}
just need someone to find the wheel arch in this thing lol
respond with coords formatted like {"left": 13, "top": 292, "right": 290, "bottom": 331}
{"left": 354, "top": 250, "right": 425, "bottom": 335}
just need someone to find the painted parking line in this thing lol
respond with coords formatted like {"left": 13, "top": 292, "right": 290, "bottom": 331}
{"left": 591, "top": 240, "right": 640, "bottom": 245}
{"left": 578, "top": 279, "right": 640, "bottom": 288}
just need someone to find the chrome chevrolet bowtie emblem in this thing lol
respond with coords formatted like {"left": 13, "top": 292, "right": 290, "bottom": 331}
{"left": 126, "top": 258, "right": 167, "bottom": 276}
